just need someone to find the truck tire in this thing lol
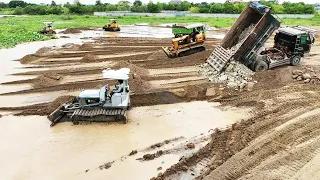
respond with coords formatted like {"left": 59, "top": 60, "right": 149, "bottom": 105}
{"left": 290, "top": 55, "right": 301, "bottom": 66}
{"left": 254, "top": 60, "right": 268, "bottom": 72}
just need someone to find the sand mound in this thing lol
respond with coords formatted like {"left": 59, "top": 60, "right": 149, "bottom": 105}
{"left": 35, "top": 47, "right": 52, "bottom": 56}
{"left": 129, "top": 74, "right": 151, "bottom": 92}
{"left": 183, "top": 84, "right": 208, "bottom": 99}
{"left": 18, "top": 96, "right": 75, "bottom": 116}
{"left": 20, "top": 54, "right": 40, "bottom": 64}
{"left": 253, "top": 66, "right": 295, "bottom": 89}
{"left": 147, "top": 50, "right": 168, "bottom": 60}
{"left": 79, "top": 43, "right": 93, "bottom": 50}
{"left": 0, "top": 114, "right": 2, "bottom": 118}
{"left": 112, "top": 61, "right": 149, "bottom": 75}
{"left": 81, "top": 54, "right": 99, "bottom": 63}
{"left": 61, "top": 28, "right": 82, "bottom": 34}
{"left": 32, "top": 73, "right": 61, "bottom": 88}
{"left": 61, "top": 43, "right": 81, "bottom": 49}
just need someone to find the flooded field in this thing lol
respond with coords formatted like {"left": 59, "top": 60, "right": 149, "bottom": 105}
{"left": 1, "top": 25, "right": 320, "bottom": 180}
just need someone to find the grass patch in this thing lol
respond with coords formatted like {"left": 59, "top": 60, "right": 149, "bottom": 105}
{"left": 0, "top": 14, "right": 319, "bottom": 48}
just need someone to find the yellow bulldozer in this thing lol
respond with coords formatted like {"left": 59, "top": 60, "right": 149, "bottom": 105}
{"left": 38, "top": 22, "right": 56, "bottom": 35}
{"left": 162, "top": 23, "right": 206, "bottom": 58}
{"left": 103, "top": 19, "right": 121, "bottom": 32}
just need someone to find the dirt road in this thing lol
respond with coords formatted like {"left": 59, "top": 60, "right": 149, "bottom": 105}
{"left": 1, "top": 28, "right": 320, "bottom": 180}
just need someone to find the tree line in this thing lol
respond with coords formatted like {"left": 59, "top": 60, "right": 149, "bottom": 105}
{"left": 0, "top": 0, "right": 315, "bottom": 15}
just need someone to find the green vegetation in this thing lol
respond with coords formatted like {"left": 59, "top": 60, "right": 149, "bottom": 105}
{"left": 1, "top": 14, "right": 319, "bottom": 49}
{"left": 0, "top": 0, "right": 316, "bottom": 15}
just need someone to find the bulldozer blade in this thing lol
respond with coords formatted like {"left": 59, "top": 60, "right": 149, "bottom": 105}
{"left": 47, "top": 98, "right": 75, "bottom": 127}
{"left": 162, "top": 47, "right": 176, "bottom": 58}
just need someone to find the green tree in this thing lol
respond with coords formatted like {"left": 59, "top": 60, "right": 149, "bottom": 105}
{"left": 13, "top": 6, "right": 24, "bottom": 14}
{"left": 74, "top": 0, "right": 81, "bottom": 6}
{"left": 117, "top": 1, "right": 130, "bottom": 11}
{"left": 64, "top": 2, "right": 71, "bottom": 8}
{"left": 0, "top": 3, "right": 8, "bottom": 8}
{"left": 177, "top": 1, "right": 191, "bottom": 11}
{"left": 189, "top": 6, "right": 199, "bottom": 13}
{"left": 9, "top": 0, "right": 27, "bottom": 8}
{"left": 95, "top": 0, "right": 102, "bottom": 6}
{"left": 51, "top": 1, "right": 56, "bottom": 6}
{"left": 147, "top": 2, "right": 160, "bottom": 13}
{"left": 106, "top": 4, "right": 117, "bottom": 11}
{"left": 133, "top": 0, "right": 142, "bottom": 6}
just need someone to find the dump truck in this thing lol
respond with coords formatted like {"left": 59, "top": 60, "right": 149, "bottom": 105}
{"left": 162, "top": 23, "right": 206, "bottom": 58}
{"left": 49, "top": 68, "right": 130, "bottom": 127}
{"left": 207, "top": 2, "right": 316, "bottom": 72}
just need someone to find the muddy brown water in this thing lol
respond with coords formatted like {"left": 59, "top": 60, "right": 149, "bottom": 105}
{"left": 0, "top": 26, "right": 235, "bottom": 179}
{"left": 0, "top": 102, "right": 250, "bottom": 180}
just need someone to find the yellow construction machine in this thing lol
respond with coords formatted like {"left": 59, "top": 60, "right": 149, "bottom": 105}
{"left": 163, "top": 23, "right": 206, "bottom": 58}
{"left": 39, "top": 22, "right": 56, "bottom": 35}
{"left": 103, "top": 19, "right": 121, "bottom": 32}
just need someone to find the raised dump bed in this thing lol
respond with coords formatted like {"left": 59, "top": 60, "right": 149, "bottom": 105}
{"left": 207, "top": 2, "right": 280, "bottom": 72}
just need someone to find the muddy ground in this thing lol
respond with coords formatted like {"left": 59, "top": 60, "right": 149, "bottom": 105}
{"left": 1, "top": 35, "right": 320, "bottom": 180}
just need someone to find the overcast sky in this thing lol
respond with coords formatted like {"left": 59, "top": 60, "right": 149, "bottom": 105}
{"left": 0, "top": 0, "right": 319, "bottom": 4}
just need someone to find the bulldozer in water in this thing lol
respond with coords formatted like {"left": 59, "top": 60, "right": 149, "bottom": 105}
{"left": 162, "top": 23, "right": 206, "bottom": 58}
{"left": 38, "top": 22, "right": 56, "bottom": 35}
{"left": 103, "top": 19, "right": 121, "bottom": 32}
{"left": 48, "top": 68, "right": 130, "bottom": 127}
{"left": 206, "top": 2, "right": 316, "bottom": 72}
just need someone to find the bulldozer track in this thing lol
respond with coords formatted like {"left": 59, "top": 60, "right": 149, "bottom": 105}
{"left": 70, "top": 108, "right": 126, "bottom": 117}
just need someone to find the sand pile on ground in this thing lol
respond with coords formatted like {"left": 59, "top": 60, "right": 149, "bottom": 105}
{"left": 131, "top": 91, "right": 184, "bottom": 107}
{"left": 147, "top": 50, "right": 168, "bottom": 60}
{"left": 35, "top": 47, "right": 52, "bottom": 56}
{"left": 253, "top": 66, "right": 294, "bottom": 89}
{"left": 19, "top": 96, "right": 74, "bottom": 116}
{"left": 81, "top": 54, "right": 99, "bottom": 63}
{"left": 20, "top": 54, "right": 39, "bottom": 64}
{"left": 79, "top": 43, "right": 94, "bottom": 50}
{"left": 61, "top": 43, "right": 81, "bottom": 49}
{"left": 32, "top": 73, "right": 61, "bottom": 88}
{"left": 0, "top": 114, "right": 2, "bottom": 118}
{"left": 112, "top": 61, "right": 149, "bottom": 75}
{"left": 61, "top": 28, "right": 82, "bottom": 34}
{"left": 183, "top": 84, "right": 208, "bottom": 99}
{"left": 129, "top": 74, "right": 151, "bottom": 92}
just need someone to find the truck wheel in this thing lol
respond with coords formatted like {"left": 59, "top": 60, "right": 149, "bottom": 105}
{"left": 290, "top": 55, "right": 301, "bottom": 66}
{"left": 254, "top": 60, "right": 268, "bottom": 72}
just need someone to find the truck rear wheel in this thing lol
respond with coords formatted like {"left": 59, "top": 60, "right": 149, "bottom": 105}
{"left": 254, "top": 60, "right": 268, "bottom": 72}
{"left": 290, "top": 55, "right": 301, "bottom": 66}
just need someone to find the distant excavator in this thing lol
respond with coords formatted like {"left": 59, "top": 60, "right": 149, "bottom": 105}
{"left": 162, "top": 23, "right": 206, "bottom": 58}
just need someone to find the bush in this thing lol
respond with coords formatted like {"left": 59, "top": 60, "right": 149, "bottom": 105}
{"left": 189, "top": 6, "right": 199, "bottom": 13}
{"left": 13, "top": 7, "right": 24, "bottom": 15}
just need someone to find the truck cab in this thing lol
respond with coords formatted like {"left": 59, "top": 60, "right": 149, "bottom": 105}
{"left": 275, "top": 27, "right": 315, "bottom": 56}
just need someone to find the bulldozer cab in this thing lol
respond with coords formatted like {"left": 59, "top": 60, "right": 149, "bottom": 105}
{"left": 109, "top": 19, "right": 117, "bottom": 24}
{"left": 275, "top": 27, "right": 316, "bottom": 55}
{"left": 108, "top": 19, "right": 118, "bottom": 27}
{"left": 102, "top": 68, "right": 130, "bottom": 107}
{"left": 43, "top": 22, "right": 53, "bottom": 27}
{"left": 172, "top": 23, "right": 206, "bottom": 38}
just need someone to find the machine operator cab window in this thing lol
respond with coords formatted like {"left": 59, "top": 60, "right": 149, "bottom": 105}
{"left": 111, "top": 80, "right": 124, "bottom": 96}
